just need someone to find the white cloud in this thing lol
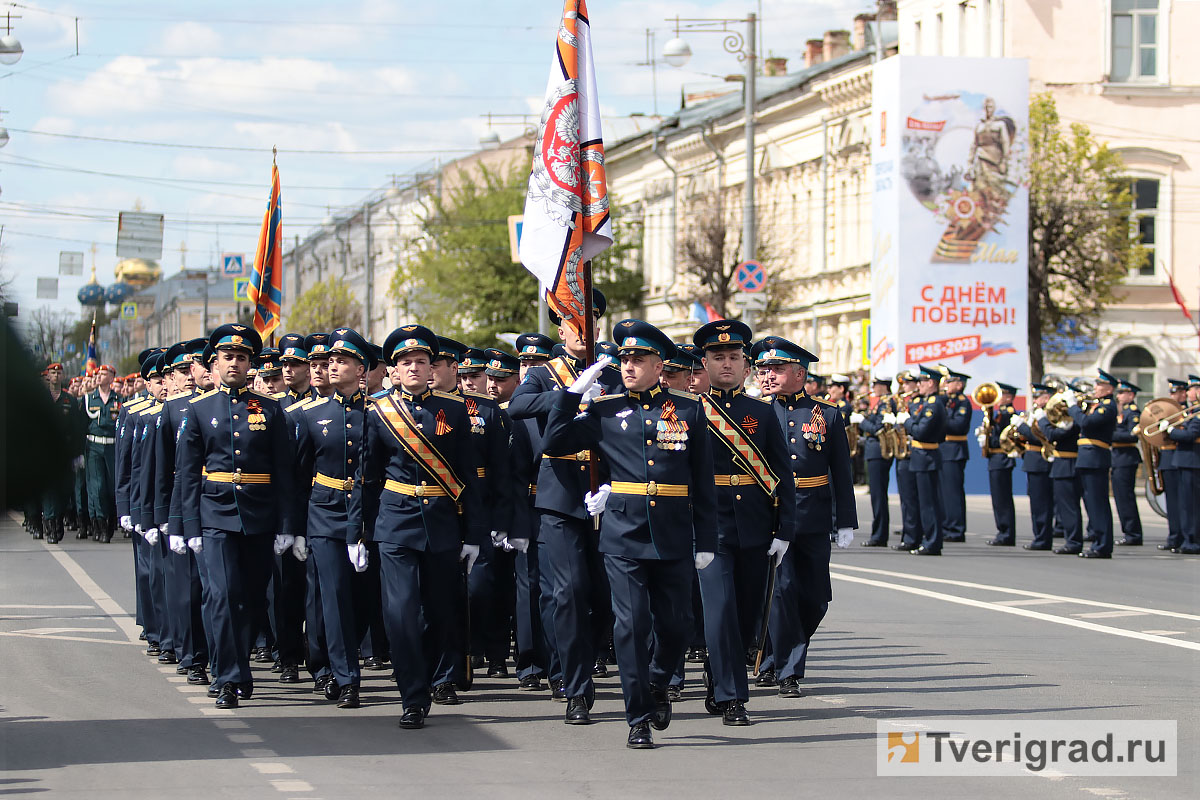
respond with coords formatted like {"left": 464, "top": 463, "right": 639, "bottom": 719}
{"left": 160, "top": 22, "right": 225, "bottom": 58}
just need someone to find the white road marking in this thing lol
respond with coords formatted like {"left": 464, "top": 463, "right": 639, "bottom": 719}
{"left": 1141, "top": 630, "right": 1186, "bottom": 636}
{"left": 252, "top": 763, "right": 295, "bottom": 775}
{"left": 214, "top": 720, "right": 250, "bottom": 729}
{"left": 829, "top": 563, "right": 1200, "bottom": 621}
{"left": 1073, "top": 610, "right": 1148, "bottom": 619}
{"left": 39, "top": 540, "right": 142, "bottom": 643}
{"left": 198, "top": 708, "right": 236, "bottom": 716}
{"left": 228, "top": 734, "right": 264, "bottom": 744}
{"left": 830, "top": 573, "right": 1200, "bottom": 651}
{"left": 269, "top": 780, "right": 312, "bottom": 793}
{"left": 11, "top": 626, "right": 115, "bottom": 635}
{"left": 992, "top": 598, "right": 1064, "bottom": 607}
{"left": 176, "top": 685, "right": 207, "bottom": 693}
{"left": 0, "top": 604, "right": 94, "bottom": 609}
{"left": 0, "top": 631, "right": 138, "bottom": 646}
{"left": 242, "top": 749, "right": 279, "bottom": 758}
{"left": 187, "top": 696, "right": 212, "bottom": 704}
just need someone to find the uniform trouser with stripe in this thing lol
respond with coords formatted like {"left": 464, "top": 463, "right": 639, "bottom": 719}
{"left": 764, "top": 534, "right": 830, "bottom": 680}
{"left": 697, "top": 542, "right": 769, "bottom": 704}
{"left": 514, "top": 542, "right": 551, "bottom": 680}
{"left": 200, "top": 530, "right": 274, "bottom": 688}
{"left": 1026, "top": 471, "right": 1054, "bottom": 548}
{"left": 866, "top": 457, "right": 892, "bottom": 544}
{"left": 604, "top": 554, "right": 692, "bottom": 727}
{"left": 305, "top": 537, "right": 360, "bottom": 688}
{"left": 939, "top": 459, "right": 966, "bottom": 537}
{"left": 1078, "top": 467, "right": 1114, "bottom": 555}
{"left": 1160, "top": 468, "right": 1182, "bottom": 548}
{"left": 377, "top": 544, "right": 460, "bottom": 712}
{"left": 149, "top": 534, "right": 174, "bottom": 653}
{"left": 352, "top": 541, "right": 389, "bottom": 660}
{"left": 895, "top": 460, "right": 920, "bottom": 548}
{"left": 913, "top": 468, "right": 944, "bottom": 552}
{"left": 533, "top": 541, "right": 564, "bottom": 683}
{"left": 267, "top": 552, "right": 306, "bottom": 666}
{"left": 1110, "top": 464, "right": 1143, "bottom": 542}
{"left": 988, "top": 468, "right": 1016, "bottom": 543}
{"left": 84, "top": 441, "right": 115, "bottom": 520}
{"left": 1053, "top": 475, "right": 1083, "bottom": 551}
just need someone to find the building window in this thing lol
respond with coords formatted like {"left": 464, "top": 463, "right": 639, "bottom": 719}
{"left": 1111, "top": 0, "right": 1159, "bottom": 82}
{"left": 935, "top": 13, "right": 944, "bottom": 55}
{"left": 1128, "top": 178, "right": 1158, "bottom": 277}
{"left": 914, "top": 20, "right": 922, "bottom": 54}
{"left": 1110, "top": 344, "right": 1156, "bottom": 402}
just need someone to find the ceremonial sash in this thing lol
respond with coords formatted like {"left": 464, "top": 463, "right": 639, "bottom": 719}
{"left": 545, "top": 356, "right": 580, "bottom": 389}
{"left": 373, "top": 394, "right": 466, "bottom": 501}
{"left": 700, "top": 396, "right": 779, "bottom": 496}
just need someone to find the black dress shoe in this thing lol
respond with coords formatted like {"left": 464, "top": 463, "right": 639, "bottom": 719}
{"left": 910, "top": 546, "right": 941, "bottom": 556}
{"left": 778, "top": 677, "right": 802, "bottom": 698}
{"left": 398, "top": 707, "right": 426, "bottom": 729}
{"left": 685, "top": 647, "right": 707, "bottom": 663}
{"left": 337, "top": 685, "right": 360, "bottom": 709}
{"left": 207, "top": 682, "right": 220, "bottom": 698}
{"left": 253, "top": 647, "right": 274, "bottom": 664}
{"left": 431, "top": 683, "right": 460, "bottom": 705}
{"left": 1177, "top": 545, "right": 1200, "bottom": 555}
{"left": 176, "top": 664, "right": 189, "bottom": 675}
{"left": 666, "top": 684, "right": 683, "bottom": 702}
{"left": 722, "top": 700, "right": 751, "bottom": 726}
{"left": 860, "top": 540, "right": 888, "bottom": 547}
{"left": 944, "top": 536, "right": 966, "bottom": 543}
{"left": 756, "top": 669, "right": 777, "bottom": 687}
{"left": 278, "top": 664, "right": 300, "bottom": 684}
{"left": 188, "top": 666, "right": 209, "bottom": 685}
{"left": 139, "top": 630, "right": 148, "bottom": 641}
{"left": 1023, "top": 543, "right": 1052, "bottom": 551}
{"left": 626, "top": 722, "right": 654, "bottom": 749}
{"left": 1080, "top": 551, "right": 1112, "bottom": 559}
{"left": 1083, "top": 535, "right": 1096, "bottom": 543}
{"left": 146, "top": 643, "right": 161, "bottom": 657}
{"left": 158, "top": 651, "right": 179, "bottom": 664}
{"left": 362, "top": 656, "right": 388, "bottom": 671}
{"left": 550, "top": 679, "right": 567, "bottom": 701}
{"left": 469, "top": 655, "right": 486, "bottom": 670}
{"left": 649, "top": 685, "right": 672, "bottom": 731}
{"left": 519, "top": 675, "right": 544, "bottom": 691}
{"left": 890, "top": 544, "right": 913, "bottom": 551}
{"left": 564, "top": 696, "right": 591, "bottom": 725}
{"left": 488, "top": 663, "right": 509, "bottom": 679}
{"left": 314, "top": 675, "right": 333, "bottom": 695}
{"left": 1054, "top": 547, "right": 1082, "bottom": 555}
{"left": 215, "top": 684, "right": 239, "bottom": 709}
{"left": 237, "top": 683, "right": 254, "bottom": 700}
{"left": 1157, "top": 544, "right": 1176, "bottom": 551}
{"left": 986, "top": 539, "right": 1015, "bottom": 546}
{"left": 323, "top": 679, "right": 340, "bottom": 701}
{"left": 1116, "top": 539, "right": 1143, "bottom": 546}
{"left": 591, "top": 660, "right": 608, "bottom": 678}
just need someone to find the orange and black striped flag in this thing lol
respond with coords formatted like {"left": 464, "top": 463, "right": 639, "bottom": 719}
{"left": 248, "top": 160, "right": 283, "bottom": 340}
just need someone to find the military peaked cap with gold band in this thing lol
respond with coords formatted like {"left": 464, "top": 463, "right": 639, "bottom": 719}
{"left": 1116, "top": 378, "right": 1140, "bottom": 392}
{"left": 164, "top": 341, "right": 192, "bottom": 370}
{"left": 141, "top": 351, "right": 166, "bottom": 380}
{"left": 435, "top": 336, "right": 468, "bottom": 364}
{"left": 304, "top": 332, "right": 331, "bottom": 359}
{"left": 1167, "top": 378, "right": 1188, "bottom": 392}
{"left": 678, "top": 343, "right": 705, "bottom": 367}
{"left": 1031, "top": 382, "right": 1054, "bottom": 396}
{"left": 548, "top": 288, "right": 606, "bottom": 326}
{"left": 383, "top": 324, "right": 437, "bottom": 364}
{"left": 940, "top": 365, "right": 970, "bottom": 382}
{"left": 484, "top": 348, "right": 519, "bottom": 377}
{"left": 694, "top": 319, "right": 753, "bottom": 351}
{"left": 917, "top": 364, "right": 943, "bottom": 380}
{"left": 256, "top": 348, "right": 283, "bottom": 376}
{"left": 1188, "top": 373, "right": 1200, "bottom": 388}
{"left": 612, "top": 319, "right": 676, "bottom": 361}
{"left": 515, "top": 332, "right": 554, "bottom": 361}
{"left": 327, "top": 327, "right": 376, "bottom": 368}
{"left": 209, "top": 323, "right": 263, "bottom": 356}
{"left": 278, "top": 332, "right": 308, "bottom": 362}
{"left": 458, "top": 347, "right": 488, "bottom": 374}
{"left": 750, "top": 335, "right": 818, "bottom": 368}
{"left": 202, "top": 343, "right": 216, "bottom": 367}
{"left": 996, "top": 382, "right": 1019, "bottom": 394}
{"left": 596, "top": 341, "right": 621, "bottom": 368}
{"left": 1095, "top": 368, "right": 1118, "bottom": 385}
{"left": 663, "top": 343, "right": 697, "bottom": 372}
{"left": 873, "top": 375, "right": 893, "bottom": 388}
{"left": 183, "top": 337, "right": 206, "bottom": 362}
{"left": 896, "top": 369, "right": 916, "bottom": 382}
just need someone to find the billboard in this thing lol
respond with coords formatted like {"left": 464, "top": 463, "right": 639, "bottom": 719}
{"left": 870, "top": 56, "right": 1029, "bottom": 400}
{"left": 117, "top": 211, "right": 165, "bottom": 260}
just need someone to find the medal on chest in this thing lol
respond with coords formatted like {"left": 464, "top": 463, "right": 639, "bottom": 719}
{"left": 802, "top": 407, "right": 826, "bottom": 451}
{"left": 655, "top": 400, "right": 688, "bottom": 451}
{"left": 465, "top": 398, "right": 485, "bottom": 435}
{"left": 246, "top": 397, "right": 267, "bottom": 431}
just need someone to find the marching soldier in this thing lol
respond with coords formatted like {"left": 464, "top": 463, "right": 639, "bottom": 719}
{"left": 41, "top": 363, "right": 82, "bottom": 544}
{"left": 1156, "top": 379, "right": 1188, "bottom": 551}
{"left": 897, "top": 366, "right": 947, "bottom": 555}
{"left": 175, "top": 324, "right": 294, "bottom": 708}
{"left": 1164, "top": 376, "right": 1200, "bottom": 555}
{"left": 133, "top": 353, "right": 173, "bottom": 662}
{"left": 1066, "top": 371, "right": 1117, "bottom": 558}
{"left": 856, "top": 376, "right": 895, "bottom": 547}
{"left": 1035, "top": 389, "right": 1083, "bottom": 555}
{"left": 255, "top": 348, "right": 287, "bottom": 395}
{"left": 692, "top": 320, "right": 794, "bottom": 725}
{"left": 277, "top": 333, "right": 316, "bottom": 409}
{"left": 1111, "top": 379, "right": 1143, "bottom": 546}
{"left": 659, "top": 346, "right": 695, "bottom": 391}
{"left": 750, "top": 335, "right": 856, "bottom": 697}
{"left": 306, "top": 333, "right": 333, "bottom": 397}
{"left": 1017, "top": 384, "right": 1056, "bottom": 550}
{"left": 355, "top": 325, "right": 486, "bottom": 729}
{"left": 457, "top": 347, "right": 490, "bottom": 394}
{"left": 804, "top": 372, "right": 825, "bottom": 399}
{"left": 983, "top": 383, "right": 1018, "bottom": 546}
{"left": 82, "top": 363, "right": 122, "bottom": 542}
{"left": 892, "top": 370, "right": 922, "bottom": 551}
{"left": 938, "top": 368, "right": 971, "bottom": 542}
{"left": 542, "top": 319, "right": 717, "bottom": 749}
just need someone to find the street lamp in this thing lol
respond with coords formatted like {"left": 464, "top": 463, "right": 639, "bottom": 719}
{"left": 0, "top": 12, "right": 22, "bottom": 66}
{"left": 663, "top": 13, "right": 758, "bottom": 264}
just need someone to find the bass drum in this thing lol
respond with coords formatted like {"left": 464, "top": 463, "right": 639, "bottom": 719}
{"left": 1145, "top": 476, "right": 1167, "bottom": 519}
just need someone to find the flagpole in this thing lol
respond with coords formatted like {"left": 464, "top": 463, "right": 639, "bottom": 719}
{"left": 581, "top": 261, "right": 601, "bottom": 510}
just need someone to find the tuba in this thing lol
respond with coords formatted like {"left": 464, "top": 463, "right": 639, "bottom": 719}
{"left": 972, "top": 382, "right": 1001, "bottom": 454}
{"left": 1137, "top": 397, "right": 1184, "bottom": 495}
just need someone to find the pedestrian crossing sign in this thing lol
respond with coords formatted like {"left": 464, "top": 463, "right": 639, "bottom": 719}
{"left": 121, "top": 302, "right": 137, "bottom": 319}
{"left": 234, "top": 277, "right": 252, "bottom": 301}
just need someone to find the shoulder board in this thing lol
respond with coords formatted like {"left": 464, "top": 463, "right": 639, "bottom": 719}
{"left": 291, "top": 396, "right": 328, "bottom": 413}
{"left": 592, "top": 393, "right": 624, "bottom": 404}
{"left": 140, "top": 403, "right": 164, "bottom": 416}
{"left": 433, "top": 390, "right": 465, "bottom": 403}
{"left": 166, "top": 390, "right": 192, "bottom": 402}
{"left": 499, "top": 401, "right": 509, "bottom": 410}
{"left": 668, "top": 389, "right": 699, "bottom": 401}
{"left": 370, "top": 389, "right": 390, "bottom": 399}
{"left": 251, "top": 390, "right": 275, "bottom": 401}
{"left": 463, "top": 390, "right": 492, "bottom": 401}
{"left": 189, "top": 389, "right": 218, "bottom": 404}
{"left": 813, "top": 396, "right": 836, "bottom": 406}
{"left": 752, "top": 395, "right": 773, "bottom": 404}
{"left": 272, "top": 391, "right": 288, "bottom": 400}
{"left": 126, "top": 398, "right": 153, "bottom": 413}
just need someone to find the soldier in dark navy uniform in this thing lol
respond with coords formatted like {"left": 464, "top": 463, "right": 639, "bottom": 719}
{"left": 457, "top": 347, "right": 490, "bottom": 395}
{"left": 1164, "top": 375, "right": 1200, "bottom": 555}
{"left": 175, "top": 324, "right": 294, "bottom": 708}
{"left": 692, "top": 320, "right": 794, "bottom": 725}
{"left": 277, "top": 333, "right": 316, "bottom": 409}
{"left": 856, "top": 376, "right": 895, "bottom": 547}
{"left": 305, "top": 333, "right": 333, "bottom": 398}
{"left": 543, "top": 319, "right": 716, "bottom": 749}
{"left": 659, "top": 345, "right": 696, "bottom": 392}
{"left": 1017, "top": 384, "right": 1056, "bottom": 550}
{"left": 133, "top": 353, "right": 173, "bottom": 662}
{"left": 898, "top": 365, "right": 947, "bottom": 555}
{"left": 1156, "top": 379, "right": 1188, "bottom": 551}
{"left": 1035, "top": 388, "right": 1083, "bottom": 555}
{"left": 507, "top": 291, "right": 621, "bottom": 721}
{"left": 983, "top": 382, "right": 1018, "bottom": 546}
{"left": 355, "top": 325, "right": 487, "bottom": 729}
{"left": 40, "top": 363, "right": 82, "bottom": 544}
{"left": 891, "top": 370, "right": 922, "bottom": 550}
{"left": 749, "top": 336, "right": 856, "bottom": 696}
{"left": 937, "top": 367, "right": 971, "bottom": 541}
{"left": 1111, "top": 379, "right": 1143, "bottom": 546}
{"left": 1067, "top": 371, "right": 1117, "bottom": 558}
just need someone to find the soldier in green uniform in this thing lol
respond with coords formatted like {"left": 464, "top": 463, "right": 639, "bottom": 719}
{"left": 82, "top": 364, "right": 122, "bottom": 542}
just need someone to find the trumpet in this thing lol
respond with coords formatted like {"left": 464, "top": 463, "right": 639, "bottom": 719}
{"left": 972, "top": 382, "right": 1001, "bottom": 454}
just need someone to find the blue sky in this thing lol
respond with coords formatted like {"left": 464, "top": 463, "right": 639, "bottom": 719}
{"left": 1, "top": 0, "right": 865, "bottom": 317}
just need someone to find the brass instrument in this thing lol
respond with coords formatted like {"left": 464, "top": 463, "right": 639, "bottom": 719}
{"left": 1136, "top": 398, "right": 1200, "bottom": 447}
{"left": 889, "top": 391, "right": 916, "bottom": 459}
{"left": 846, "top": 396, "right": 868, "bottom": 457}
{"left": 1045, "top": 378, "right": 1094, "bottom": 428}
{"left": 972, "top": 381, "right": 1001, "bottom": 455}
{"left": 878, "top": 395, "right": 898, "bottom": 459}
{"left": 998, "top": 417, "right": 1025, "bottom": 455}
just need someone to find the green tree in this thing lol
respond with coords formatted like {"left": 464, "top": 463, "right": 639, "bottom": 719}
{"left": 287, "top": 276, "right": 364, "bottom": 334}
{"left": 389, "top": 164, "right": 642, "bottom": 349}
{"left": 1028, "top": 92, "right": 1142, "bottom": 379}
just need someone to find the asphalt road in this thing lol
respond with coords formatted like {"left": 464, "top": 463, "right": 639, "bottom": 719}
{"left": 2, "top": 493, "right": 1197, "bottom": 800}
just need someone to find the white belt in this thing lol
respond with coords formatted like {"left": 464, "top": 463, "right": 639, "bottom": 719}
{"left": 87, "top": 434, "right": 115, "bottom": 445}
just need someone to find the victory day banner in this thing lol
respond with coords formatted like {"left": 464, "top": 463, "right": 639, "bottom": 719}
{"left": 870, "top": 56, "right": 1030, "bottom": 400}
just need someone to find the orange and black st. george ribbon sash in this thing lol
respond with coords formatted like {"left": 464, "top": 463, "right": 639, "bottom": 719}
{"left": 700, "top": 396, "right": 779, "bottom": 495}
{"left": 373, "top": 395, "right": 465, "bottom": 500}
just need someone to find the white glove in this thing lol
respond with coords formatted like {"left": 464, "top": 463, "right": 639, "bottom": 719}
{"left": 119, "top": 515, "right": 133, "bottom": 531}
{"left": 836, "top": 528, "right": 855, "bottom": 549}
{"left": 1033, "top": 408, "right": 1047, "bottom": 421}
{"left": 169, "top": 535, "right": 187, "bottom": 554}
{"left": 161, "top": 522, "right": 169, "bottom": 534}
{"left": 187, "top": 537, "right": 204, "bottom": 553}
{"left": 460, "top": 543, "right": 481, "bottom": 574}
{"left": 976, "top": 434, "right": 988, "bottom": 449}
{"left": 580, "top": 382, "right": 603, "bottom": 405}
{"left": 73, "top": 455, "right": 86, "bottom": 470}
{"left": 585, "top": 483, "right": 611, "bottom": 516}
{"left": 567, "top": 356, "right": 611, "bottom": 397}
{"left": 768, "top": 537, "right": 790, "bottom": 566}
{"left": 895, "top": 412, "right": 910, "bottom": 424}
{"left": 292, "top": 536, "right": 307, "bottom": 561}
{"left": 490, "top": 530, "right": 508, "bottom": 547}
{"left": 881, "top": 413, "right": 896, "bottom": 425}
{"left": 694, "top": 551, "right": 715, "bottom": 570}
{"left": 1166, "top": 421, "right": 1177, "bottom": 433}
{"left": 143, "top": 527, "right": 159, "bottom": 545}
{"left": 273, "top": 534, "right": 295, "bottom": 555}
{"left": 347, "top": 542, "right": 369, "bottom": 572}
{"left": 1063, "top": 389, "right": 1078, "bottom": 408}
{"left": 135, "top": 524, "right": 143, "bottom": 534}
{"left": 505, "top": 537, "right": 529, "bottom": 553}
{"left": 849, "top": 412, "right": 865, "bottom": 424}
